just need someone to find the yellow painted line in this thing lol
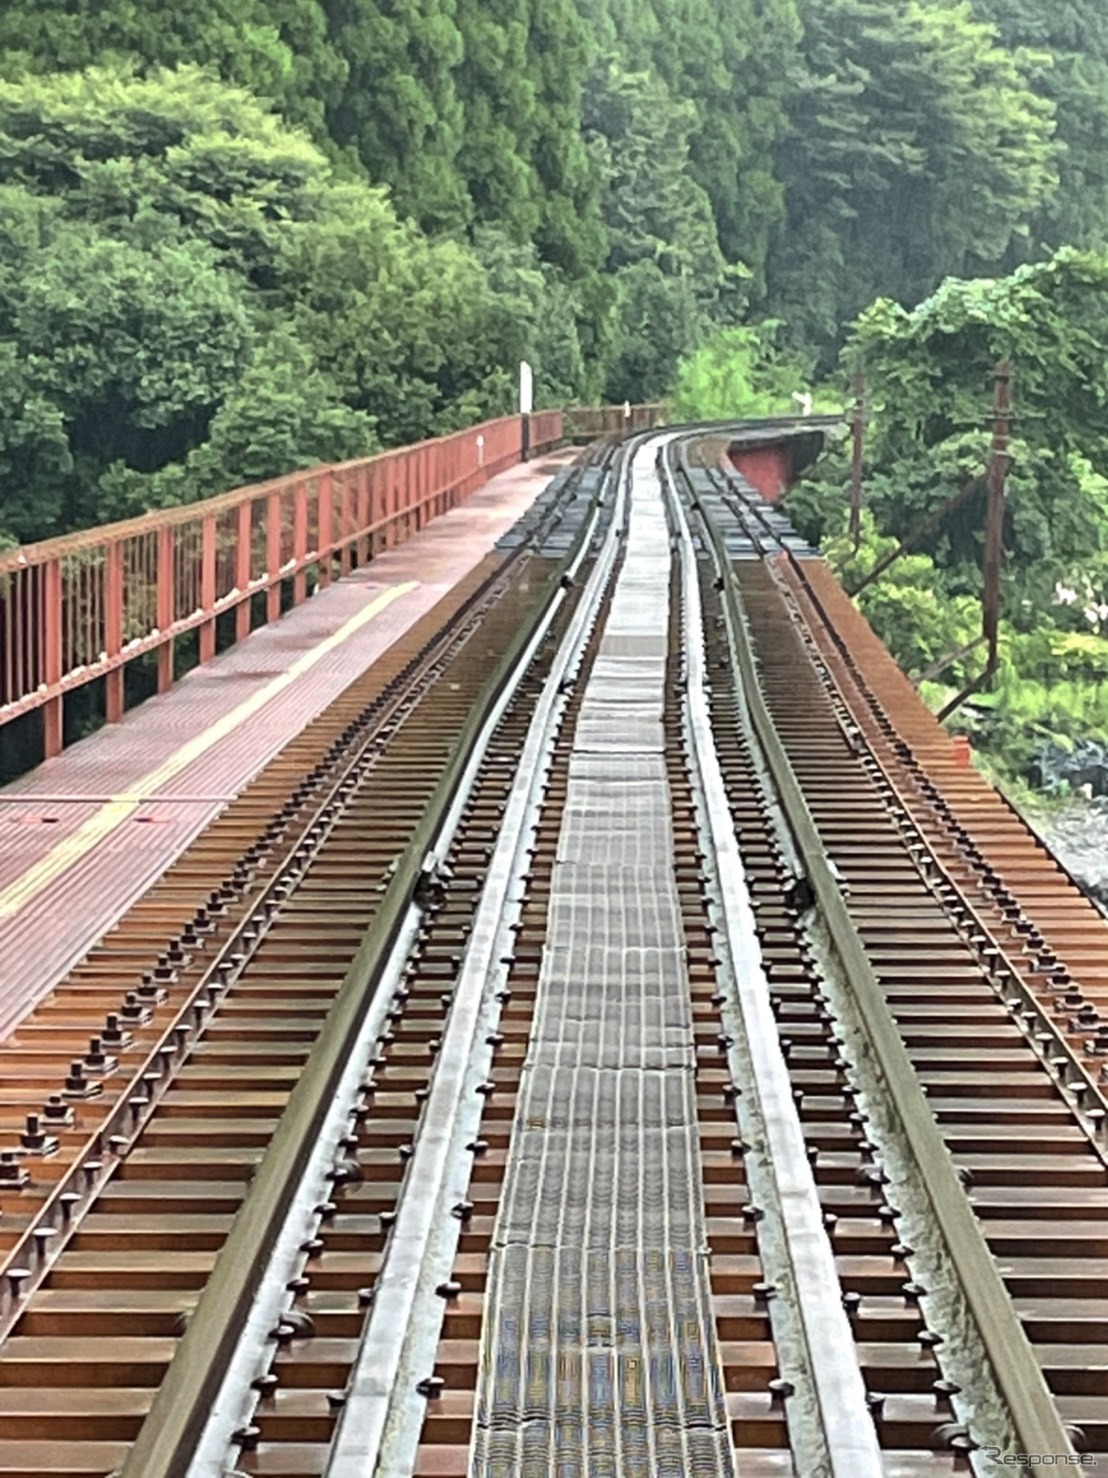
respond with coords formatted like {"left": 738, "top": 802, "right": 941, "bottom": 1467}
{"left": 0, "top": 582, "right": 419, "bottom": 923}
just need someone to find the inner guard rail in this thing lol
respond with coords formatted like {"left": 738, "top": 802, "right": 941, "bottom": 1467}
{"left": 0, "top": 404, "right": 665, "bottom": 757}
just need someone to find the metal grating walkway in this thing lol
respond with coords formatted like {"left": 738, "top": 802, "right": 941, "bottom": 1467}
{"left": 471, "top": 453, "right": 735, "bottom": 1475}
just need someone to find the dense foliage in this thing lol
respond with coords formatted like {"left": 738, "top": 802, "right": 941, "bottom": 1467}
{"left": 968, "top": 0, "right": 1108, "bottom": 260}
{"left": 765, "top": 0, "right": 1057, "bottom": 358}
{"left": 785, "top": 250, "right": 1108, "bottom": 781}
{"left": 0, "top": 68, "right": 538, "bottom": 538}
{"left": 4, "top": 0, "right": 1108, "bottom": 600}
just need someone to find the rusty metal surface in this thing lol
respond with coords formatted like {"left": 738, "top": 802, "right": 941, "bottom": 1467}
{"left": 669, "top": 466, "right": 883, "bottom": 1477}
{"left": 0, "top": 455, "right": 573, "bottom": 1040}
{"left": 0, "top": 418, "right": 529, "bottom": 752}
{"left": 0, "top": 408, "right": 649, "bottom": 756}
{"left": 8, "top": 420, "right": 1106, "bottom": 1478}
{"left": 0, "top": 450, "right": 609, "bottom": 1478}
{"left": 793, "top": 559, "right": 1108, "bottom": 1000}
{"left": 688, "top": 450, "right": 1106, "bottom": 1463}
{"left": 404, "top": 436, "right": 986, "bottom": 1478}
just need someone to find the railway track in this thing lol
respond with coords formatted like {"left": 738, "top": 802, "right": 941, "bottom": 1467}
{"left": 0, "top": 424, "right": 1104, "bottom": 1477}
{"left": 0, "top": 448, "right": 617, "bottom": 1477}
{"left": 677, "top": 450, "right": 1108, "bottom": 1468}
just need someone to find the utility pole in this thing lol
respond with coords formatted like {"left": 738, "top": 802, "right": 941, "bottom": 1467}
{"left": 936, "top": 359, "right": 1012, "bottom": 722}
{"left": 849, "top": 371, "right": 865, "bottom": 549}
{"left": 982, "top": 360, "right": 1011, "bottom": 672}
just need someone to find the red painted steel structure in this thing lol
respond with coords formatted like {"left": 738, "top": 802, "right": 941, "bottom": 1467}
{"left": 562, "top": 403, "right": 665, "bottom": 440}
{"left": 728, "top": 443, "right": 794, "bottom": 503}
{"left": 0, "top": 405, "right": 663, "bottom": 757}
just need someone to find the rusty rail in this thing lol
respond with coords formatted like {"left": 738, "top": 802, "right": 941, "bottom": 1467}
{"left": 0, "top": 404, "right": 665, "bottom": 760}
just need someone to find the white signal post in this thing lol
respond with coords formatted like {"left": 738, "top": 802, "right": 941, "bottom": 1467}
{"left": 519, "top": 360, "right": 534, "bottom": 460}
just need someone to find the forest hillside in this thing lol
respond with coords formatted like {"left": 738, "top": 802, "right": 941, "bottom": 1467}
{"left": 3, "top": 0, "right": 1108, "bottom": 805}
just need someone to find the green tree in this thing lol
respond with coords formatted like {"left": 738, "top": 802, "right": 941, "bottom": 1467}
{"left": 585, "top": 61, "right": 723, "bottom": 284}
{"left": 575, "top": 0, "right": 799, "bottom": 282}
{"left": 279, "top": 186, "right": 522, "bottom": 443}
{"left": 669, "top": 324, "right": 804, "bottom": 421}
{"left": 968, "top": 0, "right": 1108, "bottom": 255}
{"left": 825, "top": 513, "right": 982, "bottom": 679}
{"left": 768, "top": 0, "right": 1057, "bottom": 357}
{"left": 471, "top": 228, "right": 594, "bottom": 405}
{"left": 526, "top": 0, "right": 605, "bottom": 279}
{"left": 848, "top": 251, "right": 1108, "bottom": 475}
{"left": 0, "top": 65, "right": 520, "bottom": 540}
{"left": 0, "top": 216, "right": 254, "bottom": 535}
{"left": 99, "top": 329, "right": 376, "bottom": 516}
{"left": 583, "top": 59, "right": 750, "bottom": 399}
{"left": 0, "top": 65, "right": 334, "bottom": 280}
{"left": 603, "top": 264, "right": 703, "bottom": 404}
{"left": 322, "top": 0, "right": 469, "bottom": 232}
{"left": 0, "top": 0, "right": 347, "bottom": 140}
{"left": 783, "top": 247, "right": 1108, "bottom": 780}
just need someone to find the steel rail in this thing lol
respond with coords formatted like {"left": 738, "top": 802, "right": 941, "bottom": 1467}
{"left": 672, "top": 439, "right": 1074, "bottom": 1462}
{"left": 188, "top": 902, "right": 425, "bottom": 1474}
{"left": 708, "top": 456, "right": 1108, "bottom": 1161}
{"left": 115, "top": 453, "right": 618, "bottom": 1478}
{"left": 0, "top": 452, "right": 609, "bottom": 1340}
{"left": 322, "top": 432, "right": 640, "bottom": 1478}
{"left": 663, "top": 443, "right": 885, "bottom": 1477}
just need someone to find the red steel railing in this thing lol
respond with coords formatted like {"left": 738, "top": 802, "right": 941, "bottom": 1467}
{"left": 562, "top": 403, "right": 666, "bottom": 439}
{"left": 0, "top": 404, "right": 664, "bottom": 757}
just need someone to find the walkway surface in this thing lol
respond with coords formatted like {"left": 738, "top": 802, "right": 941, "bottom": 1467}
{"left": 472, "top": 446, "right": 734, "bottom": 1475}
{"left": 0, "top": 452, "right": 573, "bottom": 1038}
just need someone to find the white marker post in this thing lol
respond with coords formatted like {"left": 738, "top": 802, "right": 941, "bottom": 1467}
{"left": 519, "top": 359, "right": 534, "bottom": 461}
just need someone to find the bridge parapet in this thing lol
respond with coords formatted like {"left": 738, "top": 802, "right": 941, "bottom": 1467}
{"left": 0, "top": 406, "right": 661, "bottom": 759}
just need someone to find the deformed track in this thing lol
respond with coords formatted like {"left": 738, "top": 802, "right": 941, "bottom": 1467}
{"left": 0, "top": 423, "right": 1104, "bottom": 1477}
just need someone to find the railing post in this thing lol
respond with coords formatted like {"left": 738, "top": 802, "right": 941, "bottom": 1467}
{"left": 387, "top": 458, "right": 397, "bottom": 548}
{"left": 356, "top": 468, "right": 370, "bottom": 566}
{"left": 105, "top": 541, "right": 125, "bottom": 724}
{"left": 199, "top": 516, "right": 217, "bottom": 664}
{"left": 318, "top": 472, "right": 334, "bottom": 587}
{"left": 235, "top": 502, "right": 252, "bottom": 643}
{"left": 42, "top": 557, "right": 63, "bottom": 758}
{"left": 293, "top": 482, "right": 309, "bottom": 605}
{"left": 266, "top": 490, "right": 282, "bottom": 624}
{"left": 338, "top": 476, "right": 353, "bottom": 575}
{"left": 391, "top": 459, "right": 400, "bottom": 547}
{"left": 156, "top": 525, "right": 174, "bottom": 693}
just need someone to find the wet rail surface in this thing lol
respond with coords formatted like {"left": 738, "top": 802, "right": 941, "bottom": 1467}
{"left": 0, "top": 426, "right": 1101, "bottom": 1477}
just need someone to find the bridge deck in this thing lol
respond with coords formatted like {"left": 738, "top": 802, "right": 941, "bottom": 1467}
{"left": 472, "top": 446, "right": 735, "bottom": 1475}
{"left": 0, "top": 453, "right": 572, "bottom": 1039}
